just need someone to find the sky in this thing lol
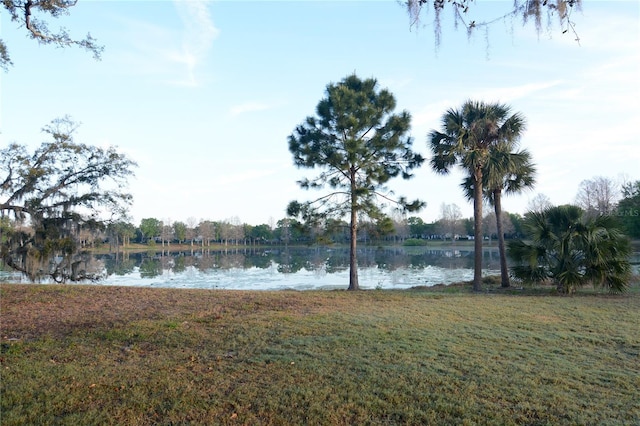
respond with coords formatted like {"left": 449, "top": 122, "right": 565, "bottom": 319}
{"left": 1, "top": 1, "right": 639, "bottom": 227}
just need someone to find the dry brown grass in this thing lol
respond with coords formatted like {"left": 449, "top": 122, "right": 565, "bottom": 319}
{"left": 1, "top": 285, "right": 381, "bottom": 341}
{"left": 2, "top": 283, "right": 639, "bottom": 425}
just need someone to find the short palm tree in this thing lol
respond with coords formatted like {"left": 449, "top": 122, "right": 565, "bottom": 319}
{"left": 508, "top": 205, "right": 632, "bottom": 294}
{"left": 463, "top": 144, "right": 536, "bottom": 287}
{"left": 430, "top": 100, "right": 526, "bottom": 291}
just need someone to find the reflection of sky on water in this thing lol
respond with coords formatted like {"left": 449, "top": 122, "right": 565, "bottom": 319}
{"left": 98, "top": 247, "right": 500, "bottom": 290}
{"left": 3, "top": 246, "right": 638, "bottom": 290}
{"left": 102, "top": 263, "right": 491, "bottom": 291}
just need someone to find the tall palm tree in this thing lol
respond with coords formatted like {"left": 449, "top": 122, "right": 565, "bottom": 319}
{"left": 430, "top": 100, "right": 526, "bottom": 291}
{"left": 463, "top": 144, "right": 536, "bottom": 288}
{"left": 508, "top": 205, "right": 632, "bottom": 294}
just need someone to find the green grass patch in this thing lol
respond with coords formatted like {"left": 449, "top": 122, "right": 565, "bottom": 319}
{"left": 1, "top": 284, "right": 639, "bottom": 425}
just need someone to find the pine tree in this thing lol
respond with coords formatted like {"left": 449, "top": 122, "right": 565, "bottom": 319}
{"left": 288, "top": 74, "right": 424, "bottom": 290}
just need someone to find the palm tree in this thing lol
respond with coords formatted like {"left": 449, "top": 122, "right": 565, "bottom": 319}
{"left": 508, "top": 205, "right": 632, "bottom": 294}
{"left": 430, "top": 101, "right": 526, "bottom": 291}
{"left": 463, "top": 144, "right": 536, "bottom": 287}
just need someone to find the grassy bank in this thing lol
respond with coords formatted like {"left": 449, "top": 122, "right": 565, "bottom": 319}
{"left": 1, "top": 284, "right": 639, "bottom": 425}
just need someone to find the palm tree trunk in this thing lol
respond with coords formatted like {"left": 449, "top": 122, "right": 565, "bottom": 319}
{"left": 493, "top": 189, "right": 510, "bottom": 288}
{"left": 348, "top": 170, "right": 359, "bottom": 291}
{"left": 473, "top": 169, "right": 483, "bottom": 291}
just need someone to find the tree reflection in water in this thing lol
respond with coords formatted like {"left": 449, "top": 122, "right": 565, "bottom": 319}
{"left": 96, "top": 246, "right": 500, "bottom": 285}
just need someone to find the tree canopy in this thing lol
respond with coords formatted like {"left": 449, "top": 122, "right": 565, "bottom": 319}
{"left": 1, "top": 0, "right": 103, "bottom": 71}
{"left": 617, "top": 180, "right": 640, "bottom": 239}
{"left": 575, "top": 176, "right": 619, "bottom": 217}
{"left": 288, "top": 74, "right": 424, "bottom": 290}
{"left": 0, "top": 116, "right": 136, "bottom": 281}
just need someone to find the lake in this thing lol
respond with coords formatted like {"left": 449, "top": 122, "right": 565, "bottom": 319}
{"left": 3, "top": 245, "right": 638, "bottom": 290}
{"left": 97, "top": 246, "right": 501, "bottom": 290}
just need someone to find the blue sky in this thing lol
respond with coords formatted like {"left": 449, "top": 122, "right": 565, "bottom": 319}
{"left": 2, "top": 1, "right": 639, "bottom": 226}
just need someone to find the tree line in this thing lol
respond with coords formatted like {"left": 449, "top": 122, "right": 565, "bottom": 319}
{"left": 30, "top": 175, "right": 637, "bottom": 253}
{"left": 95, "top": 210, "right": 526, "bottom": 251}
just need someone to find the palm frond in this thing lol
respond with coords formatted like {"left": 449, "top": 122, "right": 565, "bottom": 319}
{"left": 509, "top": 205, "right": 632, "bottom": 293}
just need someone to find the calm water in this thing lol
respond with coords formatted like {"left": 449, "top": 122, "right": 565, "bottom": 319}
{"left": 98, "top": 246, "right": 501, "bottom": 290}
{"left": 3, "top": 246, "right": 638, "bottom": 290}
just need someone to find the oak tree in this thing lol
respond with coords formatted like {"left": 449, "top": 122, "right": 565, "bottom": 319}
{"left": 139, "top": 218, "right": 161, "bottom": 244}
{"left": 0, "top": 116, "right": 136, "bottom": 282}
{"left": 1, "top": 0, "right": 103, "bottom": 71}
{"left": 406, "top": 0, "right": 582, "bottom": 48}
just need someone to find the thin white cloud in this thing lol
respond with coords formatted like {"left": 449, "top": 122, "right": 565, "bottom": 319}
{"left": 173, "top": 0, "right": 219, "bottom": 87}
{"left": 471, "top": 80, "right": 563, "bottom": 103}
{"left": 110, "top": 1, "right": 218, "bottom": 87}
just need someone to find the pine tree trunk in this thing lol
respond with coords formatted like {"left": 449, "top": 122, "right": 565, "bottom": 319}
{"left": 348, "top": 170, "right": 359, "bottom": 291}
{"left": 493, "top": 189, "right": 510, "bottom": 288}
{"left": 348, "top": 213, "right": 359, "bottom": 290}
{"left": 473, "top": 169, "right": 483, "bottom": 292}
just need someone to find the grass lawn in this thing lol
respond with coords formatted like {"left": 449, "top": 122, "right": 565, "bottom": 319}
{"left": 1, "top": 282, "right": 639, "bottom": 425}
